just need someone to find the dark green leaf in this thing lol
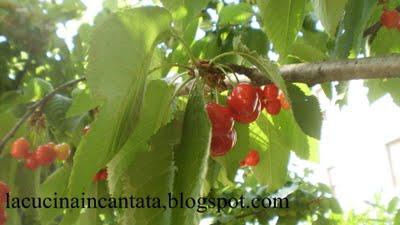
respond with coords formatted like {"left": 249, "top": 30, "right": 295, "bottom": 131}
{"left": 171, "top": 81, "right": 211, "bottom": 225}
{"left": 334, "top": 0, "right": 377, "bottom": 58}
{"left": 287, "top": 84, "right": 322, "bottom": 139}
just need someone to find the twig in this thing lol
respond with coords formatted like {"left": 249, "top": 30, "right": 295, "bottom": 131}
{"left": 0, "top": 77, "right": 86, "bottom": 152}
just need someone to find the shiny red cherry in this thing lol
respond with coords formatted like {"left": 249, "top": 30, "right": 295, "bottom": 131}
{"left": 35, "top": 144, "right": 57, "bottom": 166}
{"left": 10, "top": 137, "right": 30, "bottom": 159}
{"left": 227, "top": 83, "right": 259, "bottom": 118}
{"left": 205, "top": 102, "right": 234, "bottom": 135}
{"left": 241, "top": 150, "right": 260, "bottom": 166}
{"left": 210, "top": 129, "right": 237, "bottom": 157}
{"left": 265, "top": 99, "right": 281, "bottom": 115}
{"left": 263, "top": 84, "right": 279, "bottom": 101}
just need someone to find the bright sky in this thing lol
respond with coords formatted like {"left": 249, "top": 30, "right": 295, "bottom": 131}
{"left": 57, "top": 0, "right": 400, "bottom": 214}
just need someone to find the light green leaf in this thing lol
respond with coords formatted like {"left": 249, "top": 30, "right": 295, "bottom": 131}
{"left": 61, "top": 7, "right": 172, "bottom": 225}
{"left": 107, "top": 80, "right": 175, "bottom": 195}
{"left": 334, "top": 0, "right": 377, "bottom": 58}
{"left": 67, "top": 88, "right": 102, "bottom": 117}
{"left": 395, "top": 210, "right": 400, "bottom": 225}
{"left": 271, "top": 110, "right": 311, "bottom": 159}
{"left": 289, "top": 41, "right": 328, "bottom": 62}
{"left": 252, "top": 114, "right": 290, "bottom": 190}
{"left": 38, "top": 165, "right": 72, "bottom": 225}
{"left": 388, "top": 197, "right": 400, "bottom": 213}
{"left": 371, "top": 28, "right": 400, "bottom": 55}
{"left": 219, "top": 3, "right": 253, "bottom": 25}
{"left": 312, "top": 0, "right": 348, "bottom": 36}
{"left": 22, "top": 77, "right": 53, "bottom": 101}
{"left": 257, "top": 0, "right": 306, "bottom": 56}
{"left": 161, "top": 0, "right": 209, "bottom": 31}
{"left": 171, "top": 81, "right": 211, "bottom": 225}
{"left": 365, "top": 78, "right": 400, "bottom": 106}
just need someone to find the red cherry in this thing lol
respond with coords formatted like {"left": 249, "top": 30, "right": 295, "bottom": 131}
{"left": 210, "top": 129, "right": 237, "bottom": 157}
{"left": 263, "top": 84, "right": 279, "bottom": 101}
{"left": 93, "top": 168, "right": 108, "bottom": 182}
{"left": 205, "top": 103, "right": 234, "bottom": 135}
{"left": 0, "top": 210, "right": 7, "bottom": 225}
{"left": 255, "top": 86, "right": 266, "bottom": 109}
{"left": 241, "top": 150, "right": 260, "bottom": 166}
{"left": 35, "top": 144, "right": 57, "bottom": 166}
{"left": 266, "top": 99, "right": 281, "bottom": 115}
{"left": 381, "top": 10, "right": 400, "bottom": 29}
{"left": 10, "top": 137, "right": 30, "bottom": 159}
{"left": 233, "top": 99, "right": 262, "bottom": 123}
{"left": 24, "top": 153, "right": 40, "bottom": 170}
{"left": 227, "top": 83, "right": 259, "bottom": 118}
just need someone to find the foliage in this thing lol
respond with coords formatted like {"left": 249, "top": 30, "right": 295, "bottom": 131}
{"left": 0, "top": 0, "right": 399, "bottom": 225}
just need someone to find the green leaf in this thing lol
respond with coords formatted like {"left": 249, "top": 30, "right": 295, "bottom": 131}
{"left": 67, "top": 88, "right": 102, "bottom": 117}
{"left": 171, "top": 81, "right": 211, "bottom": 225}
{"left": 287, "top": 83, "right": 322, "bottom": 139}
{"left": 365, "top": 78, "right": 400, "bottom": 106}
{"left": 271, "top": 110, "right": 315, "bottom": 160}
{"left": 395, "top": 210, "right": 400, "bottom": 225}
{"left": 371, "top": 28, "right": 400, "bottom": 55}
{"left": 122, "top": 116, "right": 183, "bottom": 225}
{"left": 257, "top": 0, "right": 306, "bottom": 56}
{"left": 334, "top": 0, "right": 377, "bottom": 58}
{"left": 289, "top": 41, "right": 328, "bottom": 62}
{"left": 161, "top": 0, "right": 209, "bottom": 31}
{"left": 38, "top": 165, "right": 72, "bottom": 224}
{"left": 61, "top": 7, "right": 172, "bottom": 225}
{"left": 219, "top": 3, "right": 253, "bottom": 25}
{"left": 312, "top": 0, "right": 348, "bottom": 36}
{"left": 240, "top": 28, "right": 269, "bottom": 56}
{"left": 215, "top": 124, "right": 249, "bottom": 181}
{"left": 107, "top": 80, "right": 175, "bottom": 195}
{"left": 43, "top": 94, "right": 72, "bottom": 128}
{"left": 388, "top": 197, "right": 400, "bottom": 213}
{"left": 22, "top": 78, "right": 54, "bottom": 101}
{"left": 252, "top": 114, "right": 290, "bottom": 190}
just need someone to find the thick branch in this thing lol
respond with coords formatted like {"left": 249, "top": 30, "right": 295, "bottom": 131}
{"left": 230, "top": 55, "right": 400, "bottom": 86}
{"left": 0, "top": 77, "right": 86, "bottom": 152}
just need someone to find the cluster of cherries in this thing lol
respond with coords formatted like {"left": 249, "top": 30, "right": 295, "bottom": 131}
{"left": 380, "top": 9, "right": 400, "bottom": 29}
{"left": 205, "top": 83, "right": 290, "bottom": 165}
{"left": 0, "top": 182, "right": 9, "bottom": 225}
{"left": 10, "top": 138, "right": 71, "bottom": 170}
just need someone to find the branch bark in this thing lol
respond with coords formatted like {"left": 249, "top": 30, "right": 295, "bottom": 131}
{"left": 0, "top": 77, "right": 86, "bottom": 152}
{"left": 230, "top": 55, "right": 400, "bottom": 86}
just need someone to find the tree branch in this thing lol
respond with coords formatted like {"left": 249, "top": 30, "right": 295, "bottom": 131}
{"left": 1, "top": 55, "right": 400, "bottom": 151}
{"left": 229, "top": 55, "right": 400, "bottom": 86}
{"left": 0, "top": 77, "right": 86, "bottom": 152}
